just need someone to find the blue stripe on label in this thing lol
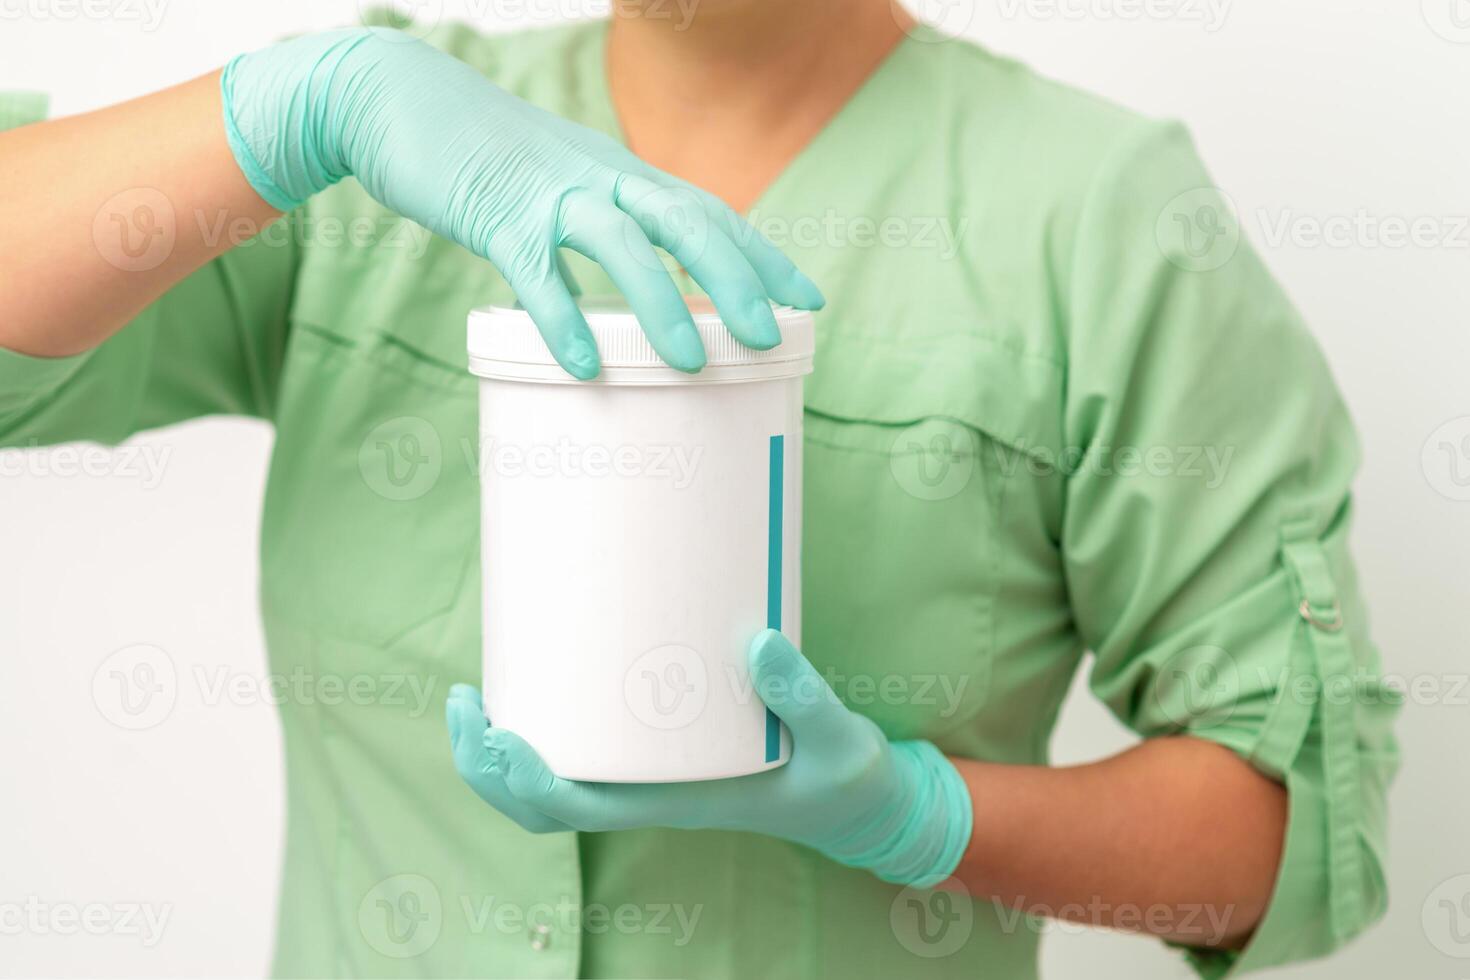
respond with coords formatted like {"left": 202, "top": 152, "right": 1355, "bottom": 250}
{"left": 765, "top": 434, "right": 784, "bottom": 763}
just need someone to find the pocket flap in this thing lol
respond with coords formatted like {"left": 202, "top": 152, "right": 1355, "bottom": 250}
{"left": 803, "top": 330, "right": 1065, "bottom": 463}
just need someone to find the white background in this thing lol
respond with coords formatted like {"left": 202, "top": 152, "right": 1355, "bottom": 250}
{"left": 2, "top": 0, "right": 1468, "bottom": 976}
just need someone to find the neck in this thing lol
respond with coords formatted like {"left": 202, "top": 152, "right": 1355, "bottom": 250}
{"left": 606, "top": 0, "right": 912, "bottom": 211}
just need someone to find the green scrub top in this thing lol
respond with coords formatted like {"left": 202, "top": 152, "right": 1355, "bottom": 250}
{"left": 1, "top": 19, "right": 1398, "bottom": 979}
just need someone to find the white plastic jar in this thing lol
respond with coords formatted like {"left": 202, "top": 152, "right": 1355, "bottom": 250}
{"left": 467, "top": 299, "right": 813, "bottom": 782}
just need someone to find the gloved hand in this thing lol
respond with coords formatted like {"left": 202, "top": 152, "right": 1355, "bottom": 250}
{"left": 446, "top": 629, "right": 973, "bottom": 889}
{"left": 220, "top": 28, "right": 825, "bottom": 379}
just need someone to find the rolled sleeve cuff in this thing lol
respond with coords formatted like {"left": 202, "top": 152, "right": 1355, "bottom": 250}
{"left": 1168, "top": 522, "right": 1395, "bottom": 977}
{"left": 1179, "top": 753, "right": 1336, "bottom": 979}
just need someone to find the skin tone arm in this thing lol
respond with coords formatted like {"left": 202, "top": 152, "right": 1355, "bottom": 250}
{"left": 609, "top": 0, "right": 1288, "bottom": 949}
{"left": 0, "top": 72, "right": 279, "bottom": 357}
{"left": 953, "top": 738, "right": 1286, "bottom": 947}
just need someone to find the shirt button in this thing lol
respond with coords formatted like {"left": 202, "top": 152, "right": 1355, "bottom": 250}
{"left": 528, "top": 923, "right": 552, "bottom": 951}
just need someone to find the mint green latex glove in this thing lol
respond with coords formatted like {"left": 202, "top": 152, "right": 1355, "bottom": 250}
{"left": 220, "top": 28, "right": 825, "bottom": 379}
{"left": 446, "top": 630, "right": 974, "bottom": 889}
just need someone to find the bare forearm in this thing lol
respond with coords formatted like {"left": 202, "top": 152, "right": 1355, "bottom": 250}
{"left": 950, "top": 736, "right": 1286, "bottom": 949}
{"left": 0, "top": 71, "right": 278, "bottom": 357}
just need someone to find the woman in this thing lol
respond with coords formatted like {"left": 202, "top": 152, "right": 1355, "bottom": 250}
{"left": 0, "top": 1, "right": 1397, "bottom": 976}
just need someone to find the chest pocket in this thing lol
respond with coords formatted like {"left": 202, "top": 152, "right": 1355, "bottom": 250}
{"left": 259, "top": 208, "right": 502, "bottom": 653}
{"left": 799, "top": 329, "right": 1064, "bottom": 744}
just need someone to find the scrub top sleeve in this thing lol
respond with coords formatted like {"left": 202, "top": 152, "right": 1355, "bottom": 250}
{"left": 0, "top": 92, "right": 300, "bottom": 447}
{"left": 1059, "top": 120, "right": 1399, "bottom": 977}
{"left": 0, "top": 90, "right": 48, "bottom": 131}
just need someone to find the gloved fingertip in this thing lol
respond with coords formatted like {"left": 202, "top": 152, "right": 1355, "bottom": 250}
{"left": 448, "top": 683, "right": 481, "bottom": 704}
{"left": 484, "top": 729, "right": 557, "bottom": 799}
{"left": 788, "top": 271, "right": 826, "bottom": 311}
{"left": 665, "top": 327, "right": 707, "bottom": 374}
{"left": 446, "top": 694, "right": 488, "bottom": 756}
{"left": 445, "top": 697, "right": 471, "bottom": 730}
{"left": 744, "top": 298, "right": 782, "bottom": 350}
{"left": 481, "top": 728, "right": 510, "bottom": 770}
{"left": 564, "top": 339, "right": 601, "bottom": 380}
{"left": 749, "top": 628, "right": 797, "bottom": 677}
{"left": 750, "top": 627, "right": 784, "bottom": 652}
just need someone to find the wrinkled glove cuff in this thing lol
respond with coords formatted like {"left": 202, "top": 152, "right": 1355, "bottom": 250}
{"left": 219, "top": 28, "right": 385, "bottom": 212}
{"left": 825, "top": 741, "right": 973, "bottom": 889}
{"left": 219, "top": 57, "right": 301, "bottom": 212}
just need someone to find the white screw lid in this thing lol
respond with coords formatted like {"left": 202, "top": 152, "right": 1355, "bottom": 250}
{"left": 467, "top": 296, "right": 815, "bottom": 384}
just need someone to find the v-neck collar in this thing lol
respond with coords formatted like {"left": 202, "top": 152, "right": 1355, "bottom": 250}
{"left": 578, "top": 19, "right": 922, "bottom": 217}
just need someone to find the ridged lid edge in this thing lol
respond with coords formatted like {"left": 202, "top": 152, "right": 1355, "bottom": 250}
{"left": 467, "top": 303, "right": 815, "bottom": 370}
